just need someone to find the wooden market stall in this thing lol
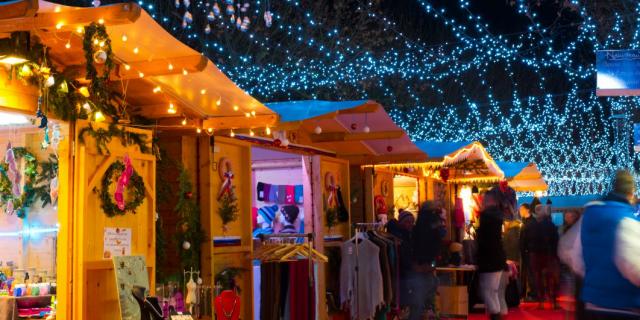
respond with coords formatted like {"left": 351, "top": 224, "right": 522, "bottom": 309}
{"left": 0, "top": 1, "right": 278, "bottom": 320}
{"left": 497, "top": 161, "right": 548, "bottom": 194}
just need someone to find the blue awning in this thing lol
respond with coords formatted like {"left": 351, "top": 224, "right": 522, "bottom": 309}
{"left": 496, "top": 161, "right": 530, "bottom": 179}
{"left": 266, "top": 100, "right": 370, "bottom": 122}
{"left": 518, "top": 195, "right": 600, "bottom": 209}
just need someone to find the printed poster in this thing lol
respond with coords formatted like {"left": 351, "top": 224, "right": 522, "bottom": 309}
{"left": 104, "top": 227, "right": 132, "bottom": 259}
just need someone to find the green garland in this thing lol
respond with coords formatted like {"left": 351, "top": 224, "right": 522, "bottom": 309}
{"left": 83, "top": 22, "right": 117, "bottom": 117}
{"left": 175, "top": 168, "right": 205, "bottom": 271}
{"left": 218, "top": 186, "right": 239, "bottom": 227}
{"left": 93, "top": 160, "right": 145, "bottom": 217}
{"left": 33, "top": 154, "right": 58, "bottom": 208}
{"left": 78, "top": 122, "right": 152, "bottom": 155}
{"left": 0, "top": 147, "right": 38, "bottom": 218}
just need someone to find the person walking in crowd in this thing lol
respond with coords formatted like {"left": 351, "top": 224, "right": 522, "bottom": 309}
{"left": 518, "top": 203, "right": 537, "bottom": 301}
{"left": 408, "top": 202, "right": 446, "bottom": 320}
{"left": 387, "top": 210, "right": 415, "bottom": 311}
{"left": 477, "top": 184, "right": 516, "bottom": 320}
{"left": 578, "top": 170, "right": 640, "bottom": 319}
{"left": 561, "top": 210, "right": 579, "bottom": 235}
{"left": 524, "top": 204, "right": 560, "bottom": 309}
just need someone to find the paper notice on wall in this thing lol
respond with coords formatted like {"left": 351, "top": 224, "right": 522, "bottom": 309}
{"left": 104, "top": 227, "right": 132, "bottom": 259}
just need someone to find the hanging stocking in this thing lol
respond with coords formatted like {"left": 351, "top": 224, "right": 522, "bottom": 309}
{"left": 114, "top": 155, "right": 134, "bottom": 211}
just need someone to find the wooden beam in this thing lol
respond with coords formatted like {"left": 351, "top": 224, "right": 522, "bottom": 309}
{"left": 0, "top": 2, "right": 140, "bottom": 33}
{"left": 0, "top": 0, "right": 38, "bottom": 19}
{"left": 63, "top": 55, "right": 207, "bottom": 80}
{"left": 202, "top": 114, "right": 278, "bottom": 130}
{"left": 309, "top": 130, "right": 405, "bottom": 143}
{"left": 339, "top": 152, "right": 429, "bottom": 165}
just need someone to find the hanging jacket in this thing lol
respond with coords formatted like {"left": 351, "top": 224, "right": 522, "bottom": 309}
{"left": 336, "top": 186, "right": 349, "bottom": 222}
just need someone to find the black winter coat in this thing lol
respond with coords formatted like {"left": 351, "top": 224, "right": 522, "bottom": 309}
{"left": 477, "top": 207, "right": 507, "bottom": 272}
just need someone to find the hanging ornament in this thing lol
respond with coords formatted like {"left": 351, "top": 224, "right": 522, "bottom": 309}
{"left": 386, "top": 145, "right": 393, "bottom": 152}
{"left": 36, "top": 108, "right": 48, "bottom": 129}
{"left": 314, "top": 126, "right": 322, "bottom": 134}
{"left": 114, "top": 154, "right": 134, "bottom": 211}
{"left": 19, "top": 64, "right": 32, "bottom": 77}
{"left": 240, "top": 2, "right": 249, "bottom": 12}
{"left": 92, "top": 0, "right": 100, "bottom": 7}
{"left": 93, "top": 50, "right": 107, "bottom": 64}
{"left": 226, "top": 4, "right": 235, "bottom": 15}
{"left": 363, "top": 125, "right": 371, "bottom": 133}
{"left": 207, "top": 11, "right": 215, "bottom": 21}
{"left": 197, "top": 277, "right": 203, "bottom": 285}
{"left": 184, "top": 11, "right": 193, "bottom": 24}
{"left": 51, "top": 123, "right": 62, "bottom": 151}
{"left": 273, "top": 139, "right": 282, "bottom": 147}
{"left": 58, "top": 80, "right": 68, "bottom": 93}
{"left": 230, "top": 14, "right": 235, "bottom": 23}
{"left": 350, "top": 123, "right": 357, "bottom": 130}
{"left": 5, "top": 143, "right": 21, "bottom": 198}
{"left": 183, "top": 0, "right": 190, "bottom": 8}
{"left": 41, "top": 127, "right": 50, "bottom": 149}
{"left": 6, "top": 201, "right": 13, "bottom": 216}
{"left": 182, "top": 241, "right": 191, "bottom": 250}
{"left": 182, "top": 20, "right": 188, "bottom": 29}
{"left": 264, "top": 10, "right": 273, "bottom": 27}
{"left": 175, "top": 0, "right": 180, "bottom": 7}
{"left": 205, "top": 24, "right": 212, "bottom": 34}
{"left": 185, "top": 191, "right": 193, "bottom": 199}
{"left": 50, "top": 176, "right": 59, "bottom": 205}
{"left": 44, "top": 75, "right": 55, "bottom": 88}
{"left": 235, "top": 17, "right": 242, "bottom": 28}
{"left": 281, "top": 139, "right": 290, "bottom": 147}
{"left": 213, "top": 2, "right": 221, "bottom": 16}
{"left": 439, "top": 168, "right": 450, "bottom": 183}
{"left": 240, "top": 16, "right": 250, "bottom": 31}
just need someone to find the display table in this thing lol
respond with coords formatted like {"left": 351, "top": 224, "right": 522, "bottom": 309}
{"left": 435, "top": 266, "right": 477, "bottom": 319}
{"left": 0, "top": 295, "right": 52, "bottom": 320}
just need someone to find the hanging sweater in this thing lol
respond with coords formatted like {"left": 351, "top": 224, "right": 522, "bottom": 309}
{"left": 340, "top": 238, "right": 384, "bottom": 320}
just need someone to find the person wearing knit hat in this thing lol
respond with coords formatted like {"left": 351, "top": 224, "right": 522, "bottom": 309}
{"left": 397, "top": 210, "right": 415, "bottom": 232}
{"left": 577, "top": 169, "right": 640, "bottom": 318}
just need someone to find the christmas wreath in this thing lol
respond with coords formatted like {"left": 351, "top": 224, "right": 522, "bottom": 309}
{"left": 94, "top": 159, "right": 145, "bottom": 217}
{"left": 0, "top": 146, "right": 38, "bottom": 218}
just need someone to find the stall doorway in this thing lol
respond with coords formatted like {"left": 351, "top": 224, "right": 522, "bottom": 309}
{"left": 0, "top": 111, "right": 64, "bottom": 318}
{"left": 393, "top": 174, "right": 419, "bottom": 217}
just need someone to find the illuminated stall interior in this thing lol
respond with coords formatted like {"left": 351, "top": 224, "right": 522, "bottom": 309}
{"left": 393, "top": 174, "right": 419, "bottom": 216}
{"left": 0, "top": 111, "right": 65, "bottom": 318}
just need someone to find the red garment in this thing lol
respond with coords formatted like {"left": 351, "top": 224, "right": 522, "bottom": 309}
{"left": 289, "top": 259, "right": 315, "bottom": 320}
{"left": 454, "top": 197, "right": 465, "bottom": 228}
{"left": 214, "top": 290, "right": 241, "bottom": 320}
{"left": 285, "top": 185, "right": 295, "bottom": 204}
{"left": 252, "top": 207, "right": 258, "bottom": 230}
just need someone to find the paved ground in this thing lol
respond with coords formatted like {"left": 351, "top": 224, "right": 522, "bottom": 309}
{"left": 468, "top": 302, "right": 570, "bottom": 320}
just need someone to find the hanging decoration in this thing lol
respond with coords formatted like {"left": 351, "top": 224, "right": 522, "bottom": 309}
{"left": 78, "top": 122, "right": 152, "bottom": 155}
{"left": 440, "top": 168, "right": 450, "bottom": 183}
{"left": 114, "top": 154, "right": 134, "bottom": 211}
{"left": 217, "top": 158, "right": 239, "bottom": 232}
{"left": 217, "top": 157, "right": 234, "bottom": 200}
{"left": 0, "top": 146, "right": 39, "bottom": 219}
{"left": 34, "top": 154, "right": 59, "bottom": 208}
{"left": 94, "top": 159, "right": 145, "bottom": 217}
{"left": 175, "top": 168, "right": 205, "bottom": 271}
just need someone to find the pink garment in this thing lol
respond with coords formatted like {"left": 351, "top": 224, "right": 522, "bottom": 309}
{"left": 285, "top": 185, "right": 295, "bottom": 204}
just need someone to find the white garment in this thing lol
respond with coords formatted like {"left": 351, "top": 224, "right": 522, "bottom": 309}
{"left": 340, "top": 238, "right": 384, "bottom": 320}
{"left": 478, "top": 271, "right": 508, "bottom": 315}
{"left": 558, "top": 216, "right": 585, "bottom": 277}
{"left": 615, "top": 217, "right": 640, "bottom": 287}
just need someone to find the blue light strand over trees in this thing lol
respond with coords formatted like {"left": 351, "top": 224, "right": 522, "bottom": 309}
{"left": 72, "top": 0, "right": 640, "bottom": 195}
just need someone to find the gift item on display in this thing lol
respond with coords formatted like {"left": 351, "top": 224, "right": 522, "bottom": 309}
{"left": 256, "top": 182, "right": 303, "bottom": 205}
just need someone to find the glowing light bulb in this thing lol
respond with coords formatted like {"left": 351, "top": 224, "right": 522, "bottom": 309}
{"left": 230, "top": 130, "right": 235, "bottom": 137}
{"left": 245, "top": 112, "right": 251, "bottom": 118}
{"left": 249, "top": 129, "right": 255, "bottom": 136}
{"left": 82, "top": 102, "right": 91, "bottom": 111}
{"left": 93, "top": 39, "right": 99, "bottom": 45}
{"left": 266, "top": 127, "right": 271, "bottom": 135}
{"left": 56, "top": 22, "right": 64, "bottom": 30}
{"left": 124, "top": 64, "right": 131, "bottom": 70}
{"left": 121, "top": 34, "right": 127, "bottom": 42}
{"left": 76, "top": 27, "right": 84, "bottom": 33}
{"left": 181, "top": 118, "right": 187, "bottom": 126}
{"left": 168, "top": 63, "right": 174, "bottom": 70}
{"left": 200, "top": 89, "right": 206, "bottom": 95}
{"left": 153, "top": 86, "right": 161, "bottom": 93}
{"left": 251, "top": 110, "right": 256, "bottom": 117}
{"left": 138, "top": 72, "right": 144, "bottom": 78}
{"left": 233, "top": 105, "right": 239, "bottom": 111}
{"left": 99, "top": 41, "right": 105, "bottom": 47}
{"left": 314, "top": 126, "right": 322, "bottom": 134}
{"left": 216, "top": 98, "right": 222, "bottom": 106}
{"left": 98, "top": 18, "right": 105, "bottom": 24}
{"left": 196, "top": 128, "right": 202, "bottom": 134}
{"left": 168, "top": 103, "right": 176, "bottom": 114}
{"left": 133, "top": 47, "right": 139, "bottom": 54}
{"left": 182, "top": 69, "right": 188, "bottom": 75}
{"left": 94, "top": 111, "right": 105, "bottom": 122}
{"left": 65, "top": 41, "right": 71, "bottom": 49}
{"left": 207, "top": 128, "right": 214, "bottom": 134}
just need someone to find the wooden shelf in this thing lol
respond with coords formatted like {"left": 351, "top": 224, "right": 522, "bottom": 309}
{"left": 212, "top": 245, "right": 251, "bottom": 255}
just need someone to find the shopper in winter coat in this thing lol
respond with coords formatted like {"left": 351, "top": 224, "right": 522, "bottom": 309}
{"left": 477, "top": 184, "right": 516, "bottom": 320}
{"left": 387, "top": 210, "right": 415, "bottom": 308}
{"left": 407, "top": 202, "right": 445, "bottom": 320}
{"left": 579, "top": 170, "right": 640, "bottom": 319}
{"left": 518, "top": 203, "right": 537, "bottom": 300}
{"left": 525, "top": 204, "right": 560, "bottom": 309}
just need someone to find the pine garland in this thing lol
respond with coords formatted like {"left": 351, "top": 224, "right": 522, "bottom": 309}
{"left": 175, "top": 168, "right": 205, "bottom": 271}
{"left": 33, "top": 154, "right": 58, "bottom": 208}
{"left": 78, "top": 122, "right": 152, "bottom": 155}
{"left": 93, "top": 160, "right": 146, "bottom": 217}
{"left": 218, "top": 186, "right": 239, "bottom": 227}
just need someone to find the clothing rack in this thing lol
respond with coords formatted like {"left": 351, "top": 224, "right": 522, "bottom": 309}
{"left": 351, "top": 222, "right": 384, "bottom": 319}
{"left": 257, "top": 233, "right": 316, "bottom": 320}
